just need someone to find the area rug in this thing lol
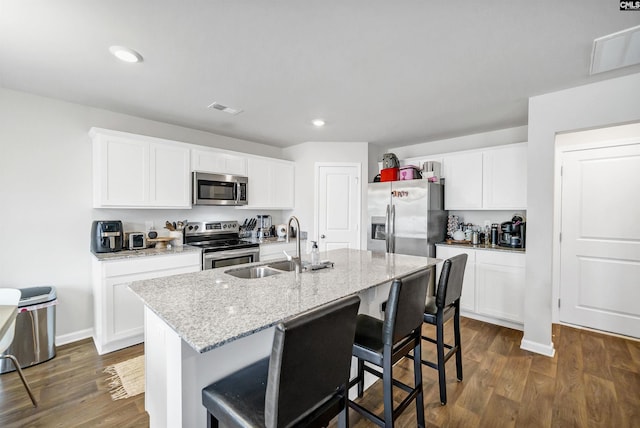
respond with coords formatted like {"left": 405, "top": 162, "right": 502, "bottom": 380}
{"left": 104, "top": 355, "right": 145, "bottom": 400}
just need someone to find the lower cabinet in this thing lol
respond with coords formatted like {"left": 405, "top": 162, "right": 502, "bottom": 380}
{"left": 436, "top": 245, "right": 525, "bottom": 329}
{"left": 259, "top": 240, "right": 300, "bottom": 261}
{"left": 92, "top": 252, "right": 201, "bottom": 355}
{"left": 435, "top": 246, "right": 476, "bottom": 313}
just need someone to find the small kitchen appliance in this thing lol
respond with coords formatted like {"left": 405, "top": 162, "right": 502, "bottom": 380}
{"left": 184, "top": 220, "right": 260, "bottom": 270}
{"left": 91, "top": 220, "right": 123, "bottom": 253}
{"left": 256, "top": 215, "right": 273, "bottom": 238}
{"left": 128, "top": 232, "right": 146, "bottom": 250}
{"left": 498, "top": 215, "right": 526, "bottom": 248}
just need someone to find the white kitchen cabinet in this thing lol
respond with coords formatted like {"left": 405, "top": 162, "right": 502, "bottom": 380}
{"left": 435, "top": 246, "right": 476, "bottom": 313}
{"left": 90, "top": 128, "right": 191, "bottom": 208}
{"left": 439, "top": 143, "right": 527, "bottom": 210}
{"left": 482, "top": 143, "right": 527, "bottom": 209}
{"left": 92, "top": 251, "right": 201, "bottom": 355}
{"left": 259, "top": 240, "right": 299, "bottom": 261}
{"left": 442, "top": 151, "right": 484, "bottom": 209}
{"left": 243, "top": 157, "right": 295, "bottom": 209}
{"left": 191, "top": 148, "right": 247, "bottom": 176}
{"left": 475, "top": 250, "right": 525, "bottom": 324}
{"left": 435, "top": 245, "right": 525, "bottom": 329}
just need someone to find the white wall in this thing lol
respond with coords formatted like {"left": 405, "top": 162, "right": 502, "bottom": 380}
{"left": 387, "top": 125, "right": 528, "bottom": 158}
{"left": 0, "top": 88, "right": 286, "bottom": 344}
{"left": 283, "top": 142, "right": 369, "bottom": 251}
{"left": 522, "top": 72, "right": 640, "bottom": 356}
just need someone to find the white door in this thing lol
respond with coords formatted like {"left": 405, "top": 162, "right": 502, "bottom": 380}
{"left": 315, "top": 163, "right": 361, "bottom": 252}
{"left": 559, "top": 143, "right": 640, "bottom": 338}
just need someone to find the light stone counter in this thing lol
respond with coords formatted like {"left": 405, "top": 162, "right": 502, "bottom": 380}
{"left": 129, "top": 248, "right": 437, "bottom": 353}
{"left": 91, "top": 244, "right": 201, "bottom": 261}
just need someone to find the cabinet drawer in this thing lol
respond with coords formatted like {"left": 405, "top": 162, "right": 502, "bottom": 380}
{"left": 476, "top": 250, "right": 525, "bottom": 267}
{"left": 102, "top": 252, "right": 201, "bottom": 277}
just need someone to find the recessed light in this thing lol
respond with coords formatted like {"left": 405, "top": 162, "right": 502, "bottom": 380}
{"left": 109, "top": 46, "right": 143, "bottom": 63}
{"left": 312, "top": 119, "right": 326, "bottom": 127}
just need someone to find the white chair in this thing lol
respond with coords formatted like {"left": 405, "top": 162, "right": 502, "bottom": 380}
{"left": 0, "top": 288, "right": 37, "bottom": 406}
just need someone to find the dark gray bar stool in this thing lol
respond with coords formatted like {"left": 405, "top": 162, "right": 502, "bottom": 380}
{"left": 421, "top": 253, "right": 468, "bottom": 405}
{"left": 202, "top": 295, "right": 360, "bottom": 428}
{"left": 348, "top": 268, "right": 430, "bottom": 427}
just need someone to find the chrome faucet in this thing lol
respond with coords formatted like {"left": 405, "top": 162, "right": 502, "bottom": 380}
{"left": 286, "top": 215, "right": 302, "bottom": 273}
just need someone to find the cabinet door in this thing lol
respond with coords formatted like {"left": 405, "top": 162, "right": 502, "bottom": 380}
{"left": 482, "top": 143, "right": 527, "bottom": 209}
{"left": 95, "top": 136, "right": 149, "bottom": 207}
{"left": 191, "top": 149, "right": 247, "bottom": 176}
{"left": 270, "top": 161, "right": 295, "bottom": 209}
{"left": 246, "top": 157, "right": 295, "bottom": 209}
{"left": 442, "top": 151, "right": 483, "bottom": 209}
{"left": 150, "top": 143, "right": 191, "bottom": 208}
{"left": 436, "top": 246, "right": 476, "bottom": 312}
{"left": 475, "top": 251, "right": 525, "bottom": 323}
{"left": 260, "top": 241, "right": 297, "bottom": 261}
{"left": 247, "top": 157, "right": 272, "bottom": 207}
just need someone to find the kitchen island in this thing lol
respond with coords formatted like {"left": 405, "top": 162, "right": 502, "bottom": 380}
{"left": 129, "top": 248, "right": 438, "bottom": 428}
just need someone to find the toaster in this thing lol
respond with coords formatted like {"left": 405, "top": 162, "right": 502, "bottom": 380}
{"left": 128, "top": 232, "right": 146, "bottom": 250}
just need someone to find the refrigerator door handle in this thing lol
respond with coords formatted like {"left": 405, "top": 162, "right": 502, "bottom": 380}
{"left": 385, "top": 204, "right": 391, "bottom": 252}
{"left": 390, "top": 204, "right": 396, "bottom": 253}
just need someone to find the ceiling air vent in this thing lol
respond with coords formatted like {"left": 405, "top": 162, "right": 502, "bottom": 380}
{"left": 590, "top": 25, "right": 640, "bottom": 75}
{"left": 207, "top": 102, "right": 243, "bottom": 115}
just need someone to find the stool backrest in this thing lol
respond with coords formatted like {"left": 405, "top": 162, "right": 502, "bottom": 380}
{"left": 0, "top": 288, "right": 20, "bottom": 353}
{"left": 265, "top": 295, "right": 361, "bottom": 428}
{"left": 436, "top": 254, "right": 468, "bottom": 309}
{"left": 383, "top": 269, "right": 431, "bottom": 346}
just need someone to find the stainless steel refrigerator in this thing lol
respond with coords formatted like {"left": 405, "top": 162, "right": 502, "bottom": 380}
{"left": 367, "top": 181, "right": 447, "bottom": 258}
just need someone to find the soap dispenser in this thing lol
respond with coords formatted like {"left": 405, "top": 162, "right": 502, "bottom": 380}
{"left": 311, "top": 241, "right": 320, "bottom": 266}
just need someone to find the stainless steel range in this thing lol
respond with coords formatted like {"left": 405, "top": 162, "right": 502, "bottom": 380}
{"left": 184, "top": 221, "right": 259, "bottom": 270}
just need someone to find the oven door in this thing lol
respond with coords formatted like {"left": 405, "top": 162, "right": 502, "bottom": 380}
{"left": 193, "top": 172, "right": 248, "bottom": 206}
{"left": 203, "top": 247, "right": 260, "bottom": 270}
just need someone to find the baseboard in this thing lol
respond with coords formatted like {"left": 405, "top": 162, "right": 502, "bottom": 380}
{"left": 520, "top": 338, "right": 555, "bottom": 357}
{"left": 56, "top": 328, "right": 94, "bottom": 346}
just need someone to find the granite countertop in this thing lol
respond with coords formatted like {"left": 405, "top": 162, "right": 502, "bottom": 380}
{"left": 129, "top": 248, "right": 437, "bottom": 354}
{"left": 436, "top": 241, "right": 526, "bottom": 253}
{"left": 91, "top": 245, "right": 201, "bottom": 261}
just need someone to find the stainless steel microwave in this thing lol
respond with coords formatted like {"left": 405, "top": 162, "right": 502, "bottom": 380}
{"left": 192, "top": 172, "right": 248, "bottom": 206}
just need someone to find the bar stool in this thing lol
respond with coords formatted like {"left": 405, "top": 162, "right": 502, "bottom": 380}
{"left": 421, "top": 253, "right": 468, "bottom": 405}
{"left": 348, "top": 268, "right": 430, "bottom": 427}
{"left": 0, "top": 288, "right": 38, "bottom": 407}
{"left": 202, "top": 295, "right": 360, "bottom": 428}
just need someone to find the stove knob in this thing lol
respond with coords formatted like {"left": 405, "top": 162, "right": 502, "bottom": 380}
{"left": 194, "top": 225, "right": 199, "bottom": 230}
{"left": 188, "top": 225, "right": 193, "bottom": 230}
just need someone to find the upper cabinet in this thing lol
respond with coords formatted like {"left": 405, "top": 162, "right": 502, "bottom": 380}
{"left": 90, "top": 128, "right": 191, "bottom": 209}
{"left": 243, "top": 157, "right": 295, "bottom": 209}
{"left": 481, "top": 144, "right": 527, "bottom": 210}
{"left": 442, "top": 151, "right": 484, "bottom": 209}
{"left": 442, "top": 143, "right": 527, "bottom": 210}
{"left": 191, "top": 148, "right": 247, "bottom": 176}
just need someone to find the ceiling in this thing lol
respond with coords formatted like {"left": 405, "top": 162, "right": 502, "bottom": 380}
{"left": 1, "top": 1, "right": 639, "bottom": 148}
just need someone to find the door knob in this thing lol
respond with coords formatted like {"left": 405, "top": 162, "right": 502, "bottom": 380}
{"left": 320, "top": 234, "right": 325, "bottom": 239}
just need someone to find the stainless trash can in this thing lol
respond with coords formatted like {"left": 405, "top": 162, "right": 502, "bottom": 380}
{"left": 0, "top": 286, "right": 57, "bottom": 374}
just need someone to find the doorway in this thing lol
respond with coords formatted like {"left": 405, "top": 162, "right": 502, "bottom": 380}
{"left": 556, "top": 123, "right": 640, "bottom": 338}
{"left": 314, "top": 163, "right": 361, "bottom": 252}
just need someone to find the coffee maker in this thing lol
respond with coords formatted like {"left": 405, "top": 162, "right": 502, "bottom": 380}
{"left": 91, "top": 220, "right": 124, "bottom": 253}
{"left": 499, "top": 215, "right": 526, "bottom": 249}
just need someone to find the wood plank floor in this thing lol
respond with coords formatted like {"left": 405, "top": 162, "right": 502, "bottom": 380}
{"left": 1, "top": 318, "right": 638, "bottom": 427}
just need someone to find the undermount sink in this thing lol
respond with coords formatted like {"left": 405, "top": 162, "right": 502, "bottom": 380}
{"left": 266, "top": 260, "right": 299, "bottom": 272}
{"left": 225, "top": 266, "right": 281, "bottom": 279}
